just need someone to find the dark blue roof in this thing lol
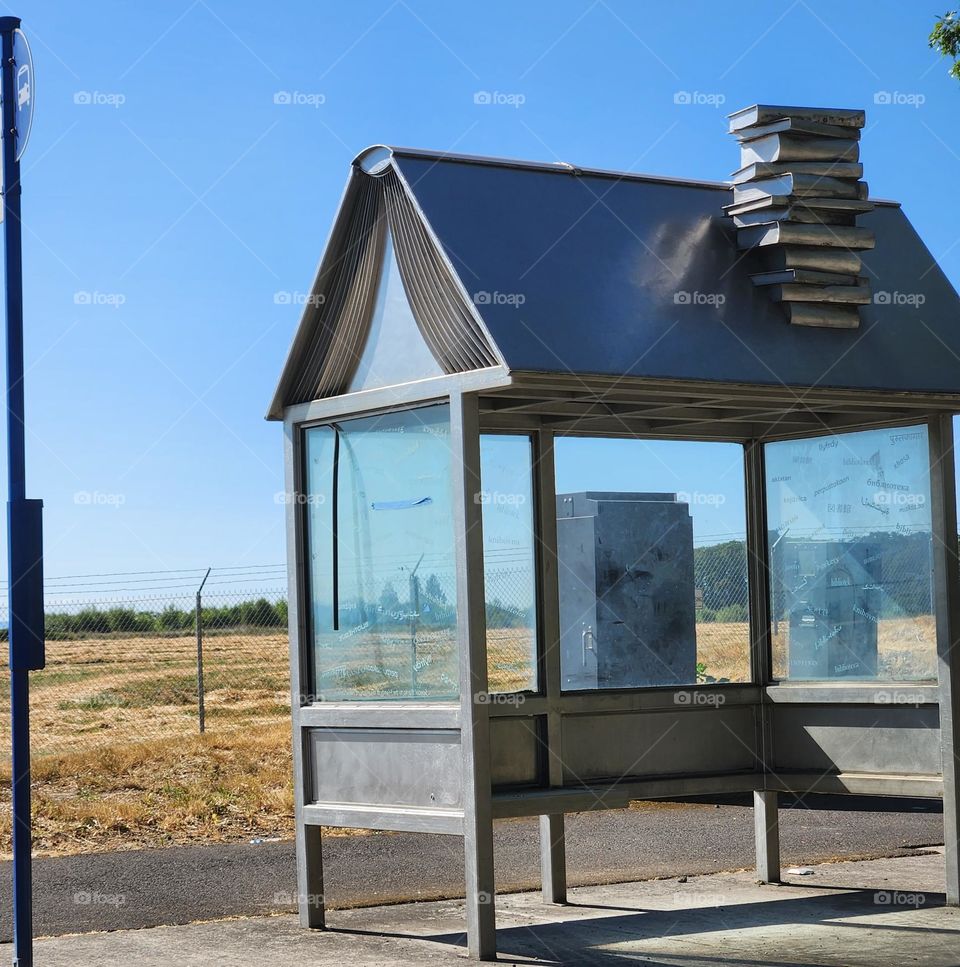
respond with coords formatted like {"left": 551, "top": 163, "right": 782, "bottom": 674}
{"left": 393, "top": 151, "right": 960, "bottom": 395}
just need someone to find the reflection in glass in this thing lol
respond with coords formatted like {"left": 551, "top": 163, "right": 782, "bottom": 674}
{"left": 304, "top": 405, "right": 458, "bottom": 700}
{"left": 479, "top": 435, "right": 538, "bottom": 693}
{"left": 765, "top": 425, "right": 934, "bottom": 682}
{"left": 553, "top": 438, "right": 750, "bottom": 690}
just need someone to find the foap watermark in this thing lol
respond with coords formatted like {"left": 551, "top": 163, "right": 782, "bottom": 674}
{"left": 674, "top": 690, "right": 725, "bottom": 707}
{"left": 672, "top": 891, "right": 728, "bottom": 908}
{"left": 673, "top": 90, "right": 726, "bottom": 108}
{"left": 874, "top": 689, "right": 927, "bottom": 706}
{"left": 674, "top": 290, "right": 725, "bottom": 306}
{"left": 874, "top": 491, "right": 925, "bottom": 507}
{"left": 473, "top": 290, "right": 525, "bottom": 307}
{"left": 874, "top": 290, "right": 925, "bottom": 307}
{"left": 73, "top": 891, "right": 127, "bottom": 907}
{"left": 274, "top": 490, "right": 326, "bottom": 506}
{"left": 676, "top": 490, "right": 726, "bottom": 507}
{"left": 474, "top": 490, "right": 527, "bottom": 507}
{"left": 74, "top": 290, "right": 126, "bottom": 308}
{"left": 273, "top": 90, "right": 326, "bottom": 107}
{"left": 473, "top": 90, "right": 525, "bottom": 108}
{"left": 270, "top": 890, "right": 326, "bottom": 907}
{"left": 74, "top": 491, "right": 126, "bottom": 508}
{"left": 874, "top": 91, "right": 925, "bottom": 109}
{"left": 62, "top": 692, "right": 127, "bottom": 710}
{"left": 475, "top": 691, "right": 525, "bottom": 707}
{"left": 274, "top": 290, "right": 325, "bottom": 307}
{"left": 74, "top": 90, "right": 125, "bottom": 108}
{"left": 874, "top": 890, "right": 926, "bottom": 907}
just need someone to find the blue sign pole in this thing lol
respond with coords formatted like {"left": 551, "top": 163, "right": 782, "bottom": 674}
{"left": 1, "top": 15, "right": 43, "bottom": 967}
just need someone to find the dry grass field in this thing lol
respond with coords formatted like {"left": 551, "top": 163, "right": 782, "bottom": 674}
{"left": 0, "top": 630, "right": 292, "bottom": 756}
{"left": 769, "top": 615, "right": 938, "bottom": 681}
{"left": 698, "top": 615, "right": 937, "bottom": 682}
{"left": 0, "top": 616, "right": 939, "bottom": 858}
{"left": 0, "top": 630, "right": 297, "bottom": 858}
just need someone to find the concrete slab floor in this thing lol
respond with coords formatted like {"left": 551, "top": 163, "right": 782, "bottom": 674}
{"left": 15, "top": 850, "right": 960, "bottom": 966}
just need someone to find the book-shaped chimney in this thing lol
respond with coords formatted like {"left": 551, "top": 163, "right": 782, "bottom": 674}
{"left": 725, "top": 105, "right": 875, "bottom": 329}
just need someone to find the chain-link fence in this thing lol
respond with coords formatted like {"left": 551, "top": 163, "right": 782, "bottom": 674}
{"left": 485, "top": 565, "right": 536, "bottom": 693}
{"left": 0, "top": 564, "right": 537, "bottom": 759}
{"left": 0, "top": 588, "right": 289, "bottom": 758}
{"left": 0, "top": 546, "right": 941, "bottom": 859}
{"left": 0, "top": 539, "right": 939, "bottom": 760}
{"left": 693, "top": 538, "right": 752, "bottom": 683}
{"left": 693, "top": 532, "right": 937, "bottom": 683}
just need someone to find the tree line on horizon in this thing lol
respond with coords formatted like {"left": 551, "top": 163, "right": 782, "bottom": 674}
{"left": 0, "top": 597, "right": 289, "bottom": 641}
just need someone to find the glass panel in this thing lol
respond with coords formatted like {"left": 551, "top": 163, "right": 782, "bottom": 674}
{"left": 304, "top": 405, "right": 459, "bottom": 700}
{"left": 347, "top": 230, "right": 444, "bottom": 393}
{"left": 554, "top": 437, "right": 750, "bottom": 690}
{"left": 304, "top": 426, "right": 335, "bottom": 671}
{"left": 765, "top": 425, "right": 935, "bottom": 682}
{"left": 480, "top": 434, "right": 538, "bottom": 693}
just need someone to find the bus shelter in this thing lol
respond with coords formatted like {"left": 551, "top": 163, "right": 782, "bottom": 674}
{"left": 267, "top": 117, "right": 960, "bottom": 959}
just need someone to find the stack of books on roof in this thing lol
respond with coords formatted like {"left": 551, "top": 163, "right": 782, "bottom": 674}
{"left": 726, "top": 105, "right": 875, "bottom": 329}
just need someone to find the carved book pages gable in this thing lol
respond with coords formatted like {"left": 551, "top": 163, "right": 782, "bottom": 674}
{"left": 274, "top": 162, "right": 500, "bottom": 408}
{"left": 726, "top": 104, "right": 876, "bottom": 329}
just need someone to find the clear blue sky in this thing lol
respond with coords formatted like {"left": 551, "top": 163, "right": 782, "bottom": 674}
{"left": 4, "top": 0, "right": 959, "bottom": 593}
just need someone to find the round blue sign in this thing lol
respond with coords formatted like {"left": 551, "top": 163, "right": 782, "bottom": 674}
{"left": 12, "top": 28, "right": 33, "bottom": 161}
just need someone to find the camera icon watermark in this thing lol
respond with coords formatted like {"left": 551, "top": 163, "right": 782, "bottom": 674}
{"left": 673, "top": 91, "right": 726, "bottom": 108}
{"left": 474, "top": 691, "right": 525, "bottom": 707}
{"left": 873, "top": 91, "right": 925, "bottom": 108}
{"left": 74, "top": 490, "right": 126, "bottom": 508}
{"left": 473, "top": 90, "right": 525, "bottom": 108}
{"left": 676, "top": 490, "right": 726, "bottom": 507}
{"left": 874, "top": 890, "right": 926, "bottom": 907}
{"left": 473, "top": 290, "right": 526, "bottom": 308}
{"left": 474, "top": 490, "right": 526, "bottom": 507}
{"left": 673, "top": 890, "right": 726, "bottom": 907}
{"left": 73, "top": 890, "right": 127, "bottom": 907}
{"left": 674, "top": 290, "right": 725, "bottom": 306}
{"left": 874, "top": 491, "right": 924, "bottom": 507}
{"left": 274, "top": 291, "right": 326, "bottom": 307}
{"left": 674, "top": 690, "right": 725, "bottom": 707}
{"left": 274, "top": 490, "right": 325, "bottom": 506}
{"left": 273, "top": 91, "right": 326, "bottom": 107}
{"left": 74, "top": 90, "right": 126, "bottom": 108}
{"left": 271, "top": 890, "right": 326, "bottom": 906}
{"left": 874, "top": 689, "right": 927, "bottom": 706}
{"left": 874, "top": 290, "right": 925, "bottom": 307}
{"left": 74, "top": 290, "right": 126, "bottom": 308}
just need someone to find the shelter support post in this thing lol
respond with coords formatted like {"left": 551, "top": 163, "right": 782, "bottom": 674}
{"left": 451, "top": 392, "right": 497, "bottom": 959}
{"left": 753, "top": 790, "right": 780, "bottom": 883}
{"left": 745, "top": 440, "right": 780, "bottom": 882}
{"left": 284, "top": 420, "right": 326, "bottom": 928}
{"left": 539, "top": 815, "right": 567, "bottom": 903}
{"left": 534, "top": 429, "right": 568, "bottom": 904}
{"left": 296, "top": 822, "right": 325, "bottom": 928}
{"left": 928, "top": 414, "right": 960, "bottom": 905}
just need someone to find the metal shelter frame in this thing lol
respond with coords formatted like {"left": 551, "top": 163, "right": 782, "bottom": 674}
{"left": 271, "top": 145, "right": 960, "bottom": 960}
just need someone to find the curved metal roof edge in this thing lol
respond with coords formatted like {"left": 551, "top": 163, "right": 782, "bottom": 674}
{"left": 352, "top": 143, "right": 901, "bottom": 207}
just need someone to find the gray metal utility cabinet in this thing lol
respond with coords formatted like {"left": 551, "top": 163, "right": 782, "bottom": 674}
{"left": 556, "top": 491, "right": 696, "bottom": 690}
{"left": 268, "top": 110, "right": 960, "bottom": 960}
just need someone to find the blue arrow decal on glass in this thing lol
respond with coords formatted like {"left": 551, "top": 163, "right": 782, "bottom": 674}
{"left": 371, "top": 496, "right": 433, "bottom": 511}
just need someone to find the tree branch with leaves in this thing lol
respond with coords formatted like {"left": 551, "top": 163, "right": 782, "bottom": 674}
{"left": 931, "top": 11, "right": 960, "bottom": 81}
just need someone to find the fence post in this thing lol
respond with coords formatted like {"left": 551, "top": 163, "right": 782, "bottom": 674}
{"left": 196, "top": 567, "right": 211, "bottom": 734}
